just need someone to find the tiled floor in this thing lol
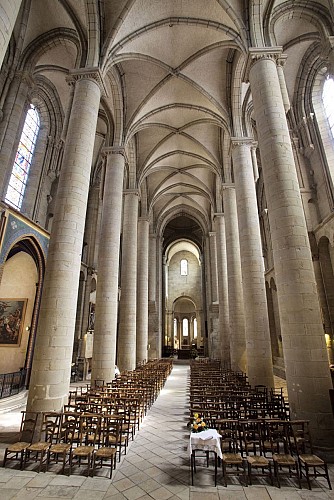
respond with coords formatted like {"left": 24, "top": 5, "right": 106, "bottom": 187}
{"left": 0, "top": 360, "right": 333, "bottom": 499}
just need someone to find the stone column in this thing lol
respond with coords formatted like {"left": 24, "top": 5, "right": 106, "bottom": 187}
{"left": 250, "top": 143, "right": 259, "bottom": 182}
{"left": 148, "top": 231, "right": 158, "bottom": 359}
{"left": 214, "top": 213, "right": 231, "bottom": 367}
{"left": 208, "top": 232, "right": 219, "bottom": 303}
{"left": 80, "top": 183, "right": 100, "bottom": 338}
{"left": 118, "top": 189, "right": 139, "bottom": 371}
{"left": 231, "top": 138, "right": 274, "bottom": 388}
{"left": 223, "top": 186, "right": 247, "bottom": 372}
{"left": 136, "top": 217, "right": 149, "bottom": 363}
{"left": 0, "top": 1, "right": 22, "bottom": 70}
{"left": 248, "top": 47, "right": 334, "bottom": 447}
{"left": 149, "top": 231, "right": 157, "bottom": 303}
{"left": 91, "top": 148, "right": 125, "bottom": 383}
{"left": 276, "top": 55, "right": 290, "bottom": 113}
{"left": 26, "top": 69, "right": 103, "bottom": 412}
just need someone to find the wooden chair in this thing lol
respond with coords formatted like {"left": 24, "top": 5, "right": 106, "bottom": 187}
{"left": 23, "top": 412, "right": 61, "bottom": 472}
{"left": 92, "top": 416, "right": 120, "bottom": 478}
{"left": 69, "top": 413, "right": 102, "bottom": 476}
{"left": 218, "top": 419, "right": 247, "bottom": 487}
{"left": 239, "top": 420, "right": 273, "bottom": 486}
{"left": 289, "top": 420, "right": 332, "bottom": 490}
{"left": 264, "top": 419, "right": 301, "bottom": 488}
{"left": 46, "top": 412, "right": 80, "bottom": 474}
{"left": 3, "top": 411, "right": 38, "bottom": 470}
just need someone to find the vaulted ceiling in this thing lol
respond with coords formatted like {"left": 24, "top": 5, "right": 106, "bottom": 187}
{"left": 12, "top": 0, "right": 333, "bottom": 244}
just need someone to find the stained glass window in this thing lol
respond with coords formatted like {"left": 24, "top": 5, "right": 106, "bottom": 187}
{"left": 180, "top": 258, "right": 188, "bottom": 276}
{"left": 5, "top": 104, "right": 40, "bottom": 210}
{"left": 323, "top": 76, "right": 334, "bottom": 140}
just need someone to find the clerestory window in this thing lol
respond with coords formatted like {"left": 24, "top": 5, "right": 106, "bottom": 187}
{"left": 322, "top": 76, "right": 334, "bottom": 140}
{"left": 180, "top": 258, "right": 188, "bottom": 276}
{"left": 5, "top": 104, "right": 40, "bottom": 210}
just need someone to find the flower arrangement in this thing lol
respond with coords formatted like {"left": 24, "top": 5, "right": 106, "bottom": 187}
{"left": 191, "top": 413, "right": 208, "bottom": 433}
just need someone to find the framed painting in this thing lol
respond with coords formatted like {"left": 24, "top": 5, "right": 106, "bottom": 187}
{"left": 0, "top": 299, "right": 27, "bottom": 346}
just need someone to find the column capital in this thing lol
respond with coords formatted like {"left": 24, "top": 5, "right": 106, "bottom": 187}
{"left": 102, "top": 146, "right": 125, "bottom": 157}
{"left": 244, "top": 47, "right": 283, "bottom": 82}
{"left": 276, "top": 54, "right": 288, "bottom": 68}
{"left": 208, "top": 231, "right": 216, "bottom": 237}
{"left": 230, "top": 137, "right": 257, "bottom": 153}
{"left": 222, "top": 183, "right": 235, "bottom": 191}
{"left": 138, "top": 216, "right": 150, "bottom": 223}
{"left": 123, "top": 189, "right": 139, "bottom": 196}
{"left": 66, "top": 67, "right": 108, "bottom": 97}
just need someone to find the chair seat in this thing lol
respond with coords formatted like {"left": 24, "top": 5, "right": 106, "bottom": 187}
{"left": 49, "top": 443, "right": 71, "bottom": 453}
{"left": 7, "top": 442, "right": 30, "bottom": 452}
{"left": 94, "top": 447, "right": 117, "bottom": 458}
{"left": 72, "top": 445, "right": 94, "bottom": 456}
{"left": 222, "top": 453, "right": 243, "bottom": 464}
{"left": 273, "top": 453, "right": 295, "bottom": 465}
{"left": 247, "top": 455, "right": 269, "bottom": 466}
{"left": 299, "top": 454, "right": 324, "bottom": 466}
{"left": 27, "top": 442, "right": 50, "bottom": 452}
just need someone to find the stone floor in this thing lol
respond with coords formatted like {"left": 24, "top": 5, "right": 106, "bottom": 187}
{"left": 0, "top": 360, "right": 333, "bottom": 499}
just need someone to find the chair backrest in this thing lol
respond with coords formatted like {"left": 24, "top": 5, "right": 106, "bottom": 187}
{"left": 19, "top": 411, "right": 39, "bottom": 442}
{"left": 263, "top": 419, "right": 290, "bottom": 455}
{"left": 102, "top": 416, "right": 121, "bottom": 447}
{"left": 239, "top": 419, "right": 264, "bottom": 455}
{"left": 40, "top": 412, "right": 62, "bottom": 443}
{"left": 217, "top": 419, "right": 240, "bottom": 453}
{"left": 288, "top": 420, "right": 312, "bottom": 455}
{"left": 78, "top": 413, "right": 102, "bottom": 447}
{"left": 59, "top": 412, "right": 81, "bottom": 446}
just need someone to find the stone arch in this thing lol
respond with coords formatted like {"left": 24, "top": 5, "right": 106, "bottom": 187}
{"left": 0, "top": 234, "right": 46, "bottom": 387}
{"left": 173, "top": 296, "right": 198, "bottom": 349}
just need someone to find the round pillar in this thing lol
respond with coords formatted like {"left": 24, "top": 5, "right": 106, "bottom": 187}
{"left": 223, "top": 186, "right": 247, "bottom": 372}
{"left": 91, "top": 148, "right": 125, "bottom": 383}
{"left": 27, "top": 70, "right": 102, "bottom": 412}
{"left": 118, "top": 189, "right": 139, "bottom": 371}
{"left": 137, "top": 217, "right": 149, "bottom": 363}
{"left": 214, "top": 214, "right": 231, "bottom": 368}
{"left": 248, "top": 47, "right": 334, "bottom": 447}
{"left": 232, "top": 138, "right": 274, "bottom": 388}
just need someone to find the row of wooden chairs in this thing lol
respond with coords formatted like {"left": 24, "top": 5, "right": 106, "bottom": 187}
{"left": 189, "top": 361, "right": 331, "bottom": 490}
{"left": 3, "top": 358, "right": 173, "bottom": 477}
{"left": 216, "top": 418, "right": 332, "bottom": 490}
{"left": 3, "top": 410, "right": 130, "bottom": 478}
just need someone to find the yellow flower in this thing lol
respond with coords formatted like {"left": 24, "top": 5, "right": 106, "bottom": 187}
{"left": 193, "top": 423, "right": 198, "bottom": 430}
{"left": 196, "top": 418, "right": 201, "bottom": 423}
{"left": 194, "top": 413, "right": 198, "bottom": 419}
{"left": 201, "top": 421, "right": 206, "bottom": 427}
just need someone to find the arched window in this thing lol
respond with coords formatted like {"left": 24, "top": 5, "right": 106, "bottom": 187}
{"left": 193, "top": 318, "right": 197, "bottom": 338}
{"left": 173, "top": 318, "right": 177, "bottom": 337}
{"left": 5, "top": 104, "right": 40, "bottom": 210}
{"left": 180, "top": 258, "right": 188, "bottom": 276}
{"left": 322, "top": 76, "right": 334, "bottom": 140}
{"left": 182, "top": 318, "right": 188, "bottom": 336}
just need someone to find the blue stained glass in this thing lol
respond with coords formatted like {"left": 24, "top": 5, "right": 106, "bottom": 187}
{"left": 5, "top": 104, "right": 40, "bottom": 210}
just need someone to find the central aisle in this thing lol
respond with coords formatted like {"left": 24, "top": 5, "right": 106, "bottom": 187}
{"left": 111, "top": 360, "right": 191, "bottom": 498}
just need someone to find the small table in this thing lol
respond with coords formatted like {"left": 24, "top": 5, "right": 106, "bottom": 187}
{"left": 189, "top": 428, "right": 222, "bottom": 486}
